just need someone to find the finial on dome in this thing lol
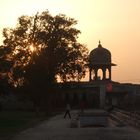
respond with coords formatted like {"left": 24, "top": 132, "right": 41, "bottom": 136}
{"left": 98, "top": 40, "right": 102, "bottom": 47}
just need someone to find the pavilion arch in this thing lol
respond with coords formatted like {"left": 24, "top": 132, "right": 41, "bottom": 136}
{"left": 106, "top": 68, "right": 110, "bottom": 80}
{"left": 97, "top": 69, "right": 103, "bottom": 80}
{"left": 89, "top": 41, "right": 116, "bottom": 81}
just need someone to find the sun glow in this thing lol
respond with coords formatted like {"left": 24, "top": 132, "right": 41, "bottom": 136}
{"left": 29, "top": 44, "right": 35, "bottom": 52}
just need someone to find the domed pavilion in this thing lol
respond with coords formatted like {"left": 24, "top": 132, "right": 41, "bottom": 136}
{"left": 89, "top": 41, "right": 116, "bottom": 81}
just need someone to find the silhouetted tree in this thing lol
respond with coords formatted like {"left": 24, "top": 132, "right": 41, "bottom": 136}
{"left": 0, "top": 45, "right": 13, "bottom": 97}
{"left": 2, "top": 10, "right": 88, "bottom": 86}
{"left": 1, "top": 10, "right": 88, "bottom": 112}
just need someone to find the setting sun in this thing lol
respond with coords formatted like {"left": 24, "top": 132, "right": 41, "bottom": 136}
{"left": 29, "top": 44, "right": 35, "bottom": 53}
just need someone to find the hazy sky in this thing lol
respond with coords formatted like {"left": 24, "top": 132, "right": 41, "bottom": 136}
{"left": 0, "top": 0, "right": 140, "bottom": 83}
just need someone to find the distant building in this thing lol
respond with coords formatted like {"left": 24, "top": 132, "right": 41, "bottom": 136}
{"left": 53, "top": 41, "right": 140, "bottom": 111}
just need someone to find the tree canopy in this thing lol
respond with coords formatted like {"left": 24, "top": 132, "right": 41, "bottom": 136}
{"left": 1, "top": 10, "right": 89, "bottom": 87}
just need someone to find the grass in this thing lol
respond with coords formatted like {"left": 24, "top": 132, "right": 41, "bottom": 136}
{"left": 0, "top": 110, "right": 48, "bottom": 139}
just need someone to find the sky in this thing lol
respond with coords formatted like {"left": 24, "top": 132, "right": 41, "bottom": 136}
{"left": 0, "top": 0, "right": 140, "bottom": 84}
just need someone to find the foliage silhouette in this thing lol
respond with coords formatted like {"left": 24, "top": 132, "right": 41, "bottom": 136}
{"left": 2, "top": 10, "right": 88, "bottom": 86}
{"left": 1, "top": 10, "right": 89, "bottom": 111}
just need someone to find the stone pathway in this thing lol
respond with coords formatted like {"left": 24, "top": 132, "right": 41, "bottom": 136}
{"left": 12, "top": 111, "right": 140, "bottom": 140}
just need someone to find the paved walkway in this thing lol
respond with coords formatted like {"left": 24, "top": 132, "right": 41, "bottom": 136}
{"left": 13, "top": 111, "right": 140, "bottom": 140}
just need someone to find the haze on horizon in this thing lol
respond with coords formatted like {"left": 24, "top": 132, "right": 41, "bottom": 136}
{"left": 0, "top": 0, "right": 140, "bottom": 84}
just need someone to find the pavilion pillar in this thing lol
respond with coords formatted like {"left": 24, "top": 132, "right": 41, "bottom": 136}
{"left": 100, "top": 84, "right": 106, "bottom": 108}
{"left": 103, "top": 68, "right": 106, "bottom": 80}
{"left": 94, "top": 68, "right": 98, "bottom": 80}
{"left": 89, "top": 68, "right": 92, "bottom": 81}
{"left": 109, "top": 67, "right": 111, "bottom": 80}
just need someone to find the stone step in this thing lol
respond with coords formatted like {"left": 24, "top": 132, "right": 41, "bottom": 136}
{"left": 110, "top": 114, "right": 125, "bottom": 127}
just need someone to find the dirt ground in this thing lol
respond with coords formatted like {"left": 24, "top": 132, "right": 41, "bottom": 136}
{"left": 12, "top": 111, "right": 140, "bottom": 140}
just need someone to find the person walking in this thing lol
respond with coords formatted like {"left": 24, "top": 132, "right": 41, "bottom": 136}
{"left": 64, "top": 103, "right": 71, "bottom": 119}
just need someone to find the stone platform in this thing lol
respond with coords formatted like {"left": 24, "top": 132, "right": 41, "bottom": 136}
{"left": 79, "top": 110, "right": 109, "bottom": 127}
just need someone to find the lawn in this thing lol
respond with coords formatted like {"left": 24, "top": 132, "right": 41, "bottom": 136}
{"left": 0, "top": 110, "right": 47, "bottom": 139}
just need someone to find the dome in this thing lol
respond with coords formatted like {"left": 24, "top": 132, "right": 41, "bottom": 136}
{"left": 89, "top": 41, "right": 111, "bottom": 65}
